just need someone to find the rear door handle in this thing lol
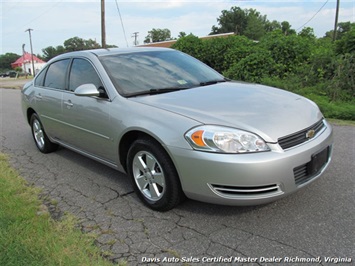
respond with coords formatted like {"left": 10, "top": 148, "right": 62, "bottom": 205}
{"left": 35, "top": 93, "right": 42, "bottom": 100}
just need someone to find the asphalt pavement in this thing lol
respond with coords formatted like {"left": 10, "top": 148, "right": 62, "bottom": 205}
{"left": 0, "top": 88, "right": 354, "bottom": 266}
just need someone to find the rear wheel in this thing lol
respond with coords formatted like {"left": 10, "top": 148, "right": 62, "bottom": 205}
{"left": 127, "top": 138, "right": 184, "bottom": 211}
{"left": 30, "top": 113, "right": 58, "bottom": 153}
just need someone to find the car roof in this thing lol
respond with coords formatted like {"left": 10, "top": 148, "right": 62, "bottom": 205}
{"left": 52, "top": 47, "right": 173, "bottom": 61}
{"left": 92, "top": 47, "right": 172, "bottom": 56}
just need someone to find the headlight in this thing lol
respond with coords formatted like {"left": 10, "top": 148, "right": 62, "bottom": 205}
{"left": 185, "top": 125, "right": 270, "bottom": 153}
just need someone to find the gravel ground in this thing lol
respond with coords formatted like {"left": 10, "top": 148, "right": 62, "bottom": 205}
{"left": 0, "top": 77, "right": 33, "bottom": 89}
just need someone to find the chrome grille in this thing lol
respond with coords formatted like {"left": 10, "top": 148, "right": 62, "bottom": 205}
{"left": 278, "top": 119, "right": 325, "bottom": 150}
{"left": 294, "top": 163, "right": 310, "bottom": 185}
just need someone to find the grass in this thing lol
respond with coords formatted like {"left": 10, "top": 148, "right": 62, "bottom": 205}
{"left": 0, "top": 153, "right": 120, "bottom": 266}
{"left": 261, "top": 77, "right": 355, "bottom": 121}
{"left": 328, "top": 118, "right": 355, "bottom": 126}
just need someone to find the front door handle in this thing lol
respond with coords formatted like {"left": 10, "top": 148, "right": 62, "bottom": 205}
{"left": 35, "top": 93, "right": 42, "bottom": 100}
{"left": 64, "top": 100, "right": 73, "bottom": 108}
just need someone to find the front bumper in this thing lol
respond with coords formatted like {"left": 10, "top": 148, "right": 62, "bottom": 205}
{"left": 169, "top": 121, "right": 333, "bottom": 206}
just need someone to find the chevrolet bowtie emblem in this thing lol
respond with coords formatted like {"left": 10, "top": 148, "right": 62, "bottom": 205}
{"left": 306, "top": 129, "right": 316, "bottom": 139}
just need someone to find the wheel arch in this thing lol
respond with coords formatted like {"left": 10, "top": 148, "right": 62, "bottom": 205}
{"left": 26, "top": 108, "right": 36, "bottom": 124}
{"left": 121, "top": 130, "right": 186, "bottom": 210}
{"left": 119, "top": 130, "right": 167, "bottom": 172}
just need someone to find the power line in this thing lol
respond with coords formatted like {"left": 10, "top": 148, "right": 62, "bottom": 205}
{"left": 115, "top": 0, "right": 129, "bottom": 47}
{"left": 2, "top": 1, "right": 63, "bottom": 39}
{"left": 296, "top": 0, "right": 330, "bottom": 31}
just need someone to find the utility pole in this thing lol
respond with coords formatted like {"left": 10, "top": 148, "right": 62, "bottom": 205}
{"left": 25, "top": 28, "right": 35, "bottom": 76}
{"left": 101, "top": 0, "right": 106, "bottom": 48}
{"left": 132, "top": 32, "right": 139, "bottom": 46}
{"left": 22, "top": 44, "right": 27, "bottom": 77}
{"left": 333, "top": 0, "right": 340, "bottom": 41}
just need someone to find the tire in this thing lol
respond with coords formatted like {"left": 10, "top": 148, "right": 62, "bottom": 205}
{"left": 127, "top": 138, "right": 185, "bottom": 211}
{"left": 30, "top": 113, "right": 58, "bottom": 153}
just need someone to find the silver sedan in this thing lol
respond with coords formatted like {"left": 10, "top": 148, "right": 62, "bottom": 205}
{"left": 21, "top": 48, "right": 333, "bottom": 211}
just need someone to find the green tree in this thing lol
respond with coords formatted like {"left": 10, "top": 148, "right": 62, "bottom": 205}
{"left": 335, "top": 25, "right": 355, "bottom": 54}
{"left": 265, "top": 20, "right": 281, "bottom": 32}
{"left": 178, "top": 32, "right": 187, "bottom": 38}
{"left": 64, "top": 36, "right": 100, "bottom": 52}
{"left": 244, "top": 14, "right": 266, "bottom": 40}
{"left": 211, "top": 7, "right": 270, "bottom": 40}
{"left": 42, "top": 37, "right": 109, "bottom": 61}
{"left": 281, "top": 21, "right": 296, "bottom": 35}
{"left": 210, "top": 6, "right": 248, "bottom": 35}
{"left": 42, "top": 45, "right": 65, "bottom": 61}
{"left": 298, "top": 27, "right": 316, "bottom": 39}
{"left": 324, "top": 22, "right": 355, "bottom": 40}
{"left": 144, "top": 28, "right": 172, "bottom": 43}
{"left": 0, "top": 53, "right": 20, "bottom": 71}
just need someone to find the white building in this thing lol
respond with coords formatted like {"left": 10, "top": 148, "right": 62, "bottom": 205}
{"left": 11, "top": 52, "right": 46, "bottom": 75}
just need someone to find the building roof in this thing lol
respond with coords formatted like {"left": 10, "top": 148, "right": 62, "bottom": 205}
{"left": 11, "top": 52, "right": 46, "bottom": 68}
{"left": 139, "top": 32, "right": 235, "bottom": 48}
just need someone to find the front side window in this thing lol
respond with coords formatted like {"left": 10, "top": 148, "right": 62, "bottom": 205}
{"left": 34, "top": 67, "right": 47, "bottom": 87}
{"left": 44, "top": 59, "right": 70, "bottom": 90}
{"left": 69, "top": 58, "right": 103, "bottom": 91}
{"left": 99, "top": 50, "right": 224, "bottom": 96}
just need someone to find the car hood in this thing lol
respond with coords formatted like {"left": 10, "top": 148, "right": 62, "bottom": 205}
{"left": 130, "top": 82, "right": 323, "bottom": 142}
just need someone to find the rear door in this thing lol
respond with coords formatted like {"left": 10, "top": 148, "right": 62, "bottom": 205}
{"left": 34, "top": 59, "right": 70, "bottom": 140}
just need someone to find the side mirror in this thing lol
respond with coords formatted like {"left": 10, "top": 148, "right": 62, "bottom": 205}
{"left": 74, "top": 84, "right": 100, "bottom": 97}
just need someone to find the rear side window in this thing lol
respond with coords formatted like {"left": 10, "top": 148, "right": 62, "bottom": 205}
{"left": 44, "top": 59, "right": 70, "bottom": 90}
{"left": 69, "top": 58, "right": 103, "bottom": 91}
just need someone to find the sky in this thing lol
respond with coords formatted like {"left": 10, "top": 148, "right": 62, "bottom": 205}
{"left": 1, "top": 0, "right": 354, "bottom": 55}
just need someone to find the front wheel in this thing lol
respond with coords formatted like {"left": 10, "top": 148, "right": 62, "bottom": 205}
{"left": 30, "top": 113, "right": 58, "bottom": 153}
{"left": 127, "top": 138, "right": 185, "bottom": 211}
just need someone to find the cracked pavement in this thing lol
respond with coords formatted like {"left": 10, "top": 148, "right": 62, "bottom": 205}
{"left": 1, "top": 88, "right": 354, "bottom": 265}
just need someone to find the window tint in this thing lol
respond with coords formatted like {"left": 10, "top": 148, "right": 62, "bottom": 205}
{"left": 69, "top": 58, "right": 103, "bottom": 91}
{"left": 34, "top": 67, "right": 47, "bottom": 87}
{"left": 44, "top": 59, "right": 70, "bottom": 90}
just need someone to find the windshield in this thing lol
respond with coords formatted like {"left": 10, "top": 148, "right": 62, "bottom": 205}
{"left": 99, "top": 50, "right": 224, "bottom": 96}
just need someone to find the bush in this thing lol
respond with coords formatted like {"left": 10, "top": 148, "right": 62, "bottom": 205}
{"left": 199, "top": 36, "right": 239, "bottom": 73}
{"left": 328, "top": 53, "right": 355, "bottom": 101}
{"left": 306, "top": 94, "right": 355, "bottom": 120}
{"left": 222, "top": 36, "right": 257, "bottom": 71}
{"left": 172, "top": 27, "right": 354, "bottom": 120}
{"left": 224, "top": 50, "right": 275, "bottom": 83}
{"left": 171, "top": 34, "right": 204, "bottom": 61}
{"left": 259, "top": 30, "right": 314, "bottom": 77}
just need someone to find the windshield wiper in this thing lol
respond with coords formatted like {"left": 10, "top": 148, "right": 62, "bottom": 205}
{"left": 199, "top": 78, "right": 229, "bottom": 86}
{"left": 126, "top": 87, "right": 190, "bottom": 97}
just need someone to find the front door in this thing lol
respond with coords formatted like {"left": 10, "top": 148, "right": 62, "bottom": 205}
{"left": 60, "top": 58, "right": 116, "bottom": 162}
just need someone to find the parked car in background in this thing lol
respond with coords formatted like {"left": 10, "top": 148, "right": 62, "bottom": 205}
{"left": 1, "top": 71, "right": 17, "bottom": 78}
{"left": 21, "top": 48, "right": 333, "bottom": 211}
